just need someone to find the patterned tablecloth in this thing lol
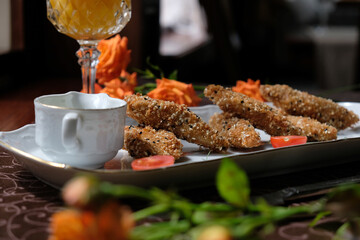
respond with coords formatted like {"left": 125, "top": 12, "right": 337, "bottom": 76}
{"left": 1, "top": 148, "right": 355, "bottom": 240}
{"left": 0, "top": 151, "right": 62, "bottom": 240}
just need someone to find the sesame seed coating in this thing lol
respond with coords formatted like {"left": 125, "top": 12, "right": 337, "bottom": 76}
{"left": 260, "top": 84, "right": 359, "bottom": 130}
{"left": 204, "top": 84, "right": 305, "bottom": 137}
{"left": 209, "top": 112, "right": 262, "bottom": 148}
{"left": 124, "top": 94, "right": 229, "bottom": 152}
{"left": 286, "top": 115, "right": 337, "bottom": 141}
{"left": 124, "top": 125, "right": 183, "bottom": 160}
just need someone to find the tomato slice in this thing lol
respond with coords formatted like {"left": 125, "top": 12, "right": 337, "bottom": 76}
{"left": 131, "top": 155, "right": 175, "bottom": 171}
{"left": 270, "top": 136, "right": 307, "bottom": 148}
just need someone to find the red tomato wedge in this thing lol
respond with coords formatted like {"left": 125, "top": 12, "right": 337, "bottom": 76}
{"left": 270, "top": 136, "right": 307, "bottom": 148}
{"left": 131, "top": 155, "right": 175, "bottom": 171}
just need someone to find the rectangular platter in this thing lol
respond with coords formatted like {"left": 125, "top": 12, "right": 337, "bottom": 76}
{"left": 1, "top": 102, "right": 360, "bottom": 189}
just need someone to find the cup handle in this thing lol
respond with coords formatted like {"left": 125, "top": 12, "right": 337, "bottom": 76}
{"left": 62, "top": 112, "right": 80, "bottom": 152}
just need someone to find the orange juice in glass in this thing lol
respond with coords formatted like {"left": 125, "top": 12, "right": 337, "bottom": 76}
{"left": 47, "top": 0, "right": 131, "bottom": 93}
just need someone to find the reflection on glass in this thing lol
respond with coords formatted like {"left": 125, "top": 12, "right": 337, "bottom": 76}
{"left": 47, "top": 0, "right": 131, "bottom": 93}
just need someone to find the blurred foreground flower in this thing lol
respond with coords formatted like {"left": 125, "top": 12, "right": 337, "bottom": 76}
{"left": 232, "top": 79, "right": 265, "bottom": 102}
{"left": 62, "top": 175, "right": 94, "bottom": 209}
{"left": 48, "top": 163, "right": 360, "bottom": 240}
{"left": 96, "top": 35, "right": 131, "bottom": 84}
{"left": 197, "top": 225, "right": 232, "bottom": 240}
{"left": 147, "top": 78, "right": 202, "bottom": 106}
{"left": 50, "top": 176, "right": 135, "bottom": 240}
{"left": 49, "top": 201, "right": 134, "bottom": 240}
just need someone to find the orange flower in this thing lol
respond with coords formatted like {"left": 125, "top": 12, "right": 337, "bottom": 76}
{"left": 48, "top": 201, "right": 134, "bottom": 240}
{"left": 120, "top": 70, "right": 138, "bottom": 92}
{"left": 96, "top": 34, "right": 131, "bottom": 84}
{"left": 232, "top": 79, "right": 265, "bottom": 102}
{"left": 80, "top": 83, "right": 103, "bottom": 94}
{"left": 48, "top": 209, "right": 88, "bottom": 240}
{"left": 147, "top": 78, "right": 201, "bottom": 106}
{"left": 100, "top": 70, "right": 137, "bottom": 99}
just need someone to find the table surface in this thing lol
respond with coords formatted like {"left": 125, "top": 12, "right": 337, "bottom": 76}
{"left": 1, "top": 78, "right": 360, "bottom": 240}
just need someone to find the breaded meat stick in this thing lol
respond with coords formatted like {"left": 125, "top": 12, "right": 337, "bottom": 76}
{"left": 260, "top": 84, "right": 359, "bottom": 130}
{"left": 286, "top": 115, "right": 337, "bottom": 141}
{"left": 124, "top": 125, "right": 183, "bottom": 160}
{"left": 204, "top": 84, "right": 304, "bottom": 137}
{"left": 209, "top": 112, "right": 262, "bottom": 148}
{"left": 125, "top": 94, "right": 229, "bottom": 152}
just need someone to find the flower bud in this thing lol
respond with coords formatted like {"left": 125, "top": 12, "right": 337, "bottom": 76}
{"left": 197, "top": 225, "right": 232, "bottom": 240}
{"left": 62, "top": 176, "right": 93, "bottom": 208}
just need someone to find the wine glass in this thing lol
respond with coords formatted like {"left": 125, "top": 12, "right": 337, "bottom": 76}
{"left": 46, "top": 0, "right": 131, "bottom": 93}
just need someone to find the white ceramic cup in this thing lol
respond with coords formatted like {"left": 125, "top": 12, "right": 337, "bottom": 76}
{"left": 34, "top": 91, "right": 127, "bottom": 169}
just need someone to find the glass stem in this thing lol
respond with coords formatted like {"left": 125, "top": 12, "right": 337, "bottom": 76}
{"left": 76, "top": 41, "right": 100, "bottom": 93}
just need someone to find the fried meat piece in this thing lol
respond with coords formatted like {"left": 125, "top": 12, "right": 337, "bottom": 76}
{"left": 209, "top": 112, "right": 262, "bottom": 148}
{"left": 125, "top": 94, "right": 229, "bottom": 152}
{"left": 204, "top": 84, "right": 304, "bottom": 137}
{"left": 286, "top": 115, "right": 337, "bottom": 141}
{"left": 260, "top": 84, "right": 359, "bottom": 130}
{"left": 124, "top": 125, "right": 183, "bottom": 160}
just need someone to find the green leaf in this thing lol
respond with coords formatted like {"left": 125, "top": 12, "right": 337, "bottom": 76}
{"left": 134, "top": 83, "right": 157, "bottom": 94}
{"left": 232, "top": 215, "right": 268, "bottom": 238}
{"left": 192, "top": 85, "right": 206, "bottom": 91}
{"left": 132, "top": 68, "right": 152, "bottom": 78}
{"left": 196, "top": 202, "right": 236, "bottom": 212}
{"left": 132, "top": 67, "right": 157, "bottom": 79}
{"left": 192, "top": 209, "right": 243, "bottom": 225}
{"left": 334, "top": 222, "right": 350, "bottom": 240}
{"left": 146, "top": 57, "right": 162, "bottom": 72}
{"left": 172, "top": 200, "right": 194, "bottom": 220}
{"left": 144, "top": 69, "right": 157, "bottom": 79}
{"left": 308, "top": 211, "right": 331, "bottom": 227}
{"left": 146, "top": 57, "right": 165, "bottom": 78}
{"left": 133, "top": 203, "right": 170, "bottom": 221}
{"left": 216, "top": 158, "right": 250, "bottom": 208}
{"left": 148, "top": 187, "right": 172, "bottom": 203}
{"left": 132, "top": 67, "right": 147, "bottom": 75}
{"left": 168, "top": 70, "right": 178, "bottom": 80}
{"left": 99, "top": 181, "right": 153, "bottom": 200}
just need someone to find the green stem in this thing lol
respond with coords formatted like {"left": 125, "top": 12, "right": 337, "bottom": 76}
{"left": 134, "top": 83, "right": 157, "bottom": 93}
{"left": 133, "top": 203, "right": 170, "bottom": 221}
{"left": 193, "top": 85, "right": 206, "bottom": 91}
{"left": 99, "top": 182, "right": 153, "bottom": 201}
{"left": 308, "top": 211, "right": 332, "bottom": 227}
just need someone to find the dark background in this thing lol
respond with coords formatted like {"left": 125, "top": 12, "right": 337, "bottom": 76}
{"left": 0, "top": 0, "right": 359, "bottom": 94}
